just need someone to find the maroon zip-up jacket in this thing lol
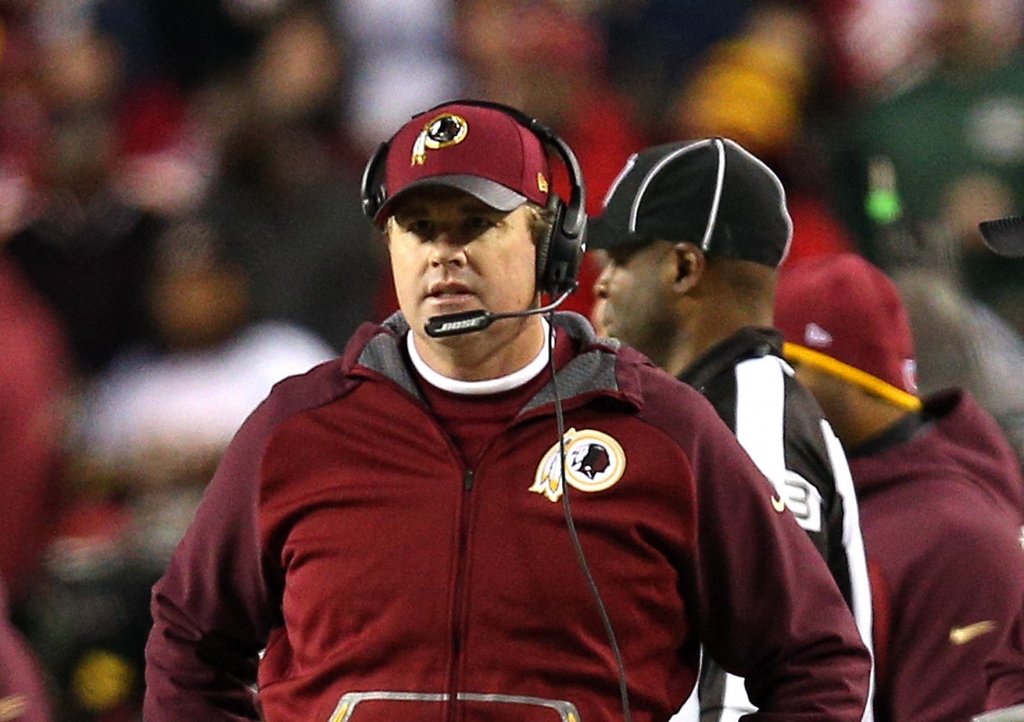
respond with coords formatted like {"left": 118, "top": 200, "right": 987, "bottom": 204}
{"left": 144, "top": 312, "right": 870, "bottom": 722}
{"left": 848, "top": 389, "right": 1024, "bottom": 722}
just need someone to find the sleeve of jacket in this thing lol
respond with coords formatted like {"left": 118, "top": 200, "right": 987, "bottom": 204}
{"left": 680, "top": 398, "right": 872, "bottom": 721}
{"left": 144, "top": 396, "right": 285, "bottom": 721}
{"left": 987, "top": 602, "right": 1024, "bottom": 710}
{"left": 878, "top": 505, "right": 1024, "bottom": 721}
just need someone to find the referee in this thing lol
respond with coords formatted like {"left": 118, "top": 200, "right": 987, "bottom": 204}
{"left": 590, "top": 137, "right": 875, "bottom": 722}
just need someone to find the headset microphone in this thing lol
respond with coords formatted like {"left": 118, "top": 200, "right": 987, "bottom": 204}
{"left": 424, "top": 287, "right": 575, "bottom": 338}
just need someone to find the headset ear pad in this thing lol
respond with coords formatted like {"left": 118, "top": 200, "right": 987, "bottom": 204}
{"left": 360, "top": 141, "right": 389, "bottom": 221}
{"left": 536, "top": 192, "right": 585, "bottom": 297}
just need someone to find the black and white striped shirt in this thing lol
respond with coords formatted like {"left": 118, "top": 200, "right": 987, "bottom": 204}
{"left": 673, "top": 327, "right": 874, "bottom": 722}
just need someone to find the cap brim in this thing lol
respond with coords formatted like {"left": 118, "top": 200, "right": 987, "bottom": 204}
{"left": 375, "top": 174, "right": 528, "bottom": 222}
{"left": 979, "top": 216, "right": 1024, "bottom": 258}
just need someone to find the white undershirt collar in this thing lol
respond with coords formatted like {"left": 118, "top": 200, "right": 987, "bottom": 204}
{"left": 407, "top": 318, "right": 551, "bottom": 395}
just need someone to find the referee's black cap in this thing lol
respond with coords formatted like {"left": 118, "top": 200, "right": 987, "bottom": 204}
{"left": 588, "top": 138, "right": 793, "bottom": 268}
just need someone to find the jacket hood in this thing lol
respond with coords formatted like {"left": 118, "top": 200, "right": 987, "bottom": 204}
{"left": 851, "top": 389, "right": 1024, "bottom": 520}
{"left": 336, "top": 310, "right": 643, "bottom": 413}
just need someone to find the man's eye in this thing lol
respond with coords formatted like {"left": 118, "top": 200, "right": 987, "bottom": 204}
{"left": 405, "top": 219, "right": 434, "bottom": 237}
{"left": 466, "top": 215, "right": 497, "bottom": 231}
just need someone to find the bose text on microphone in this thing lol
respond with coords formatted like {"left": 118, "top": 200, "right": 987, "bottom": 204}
{"left": 424, "top": 310, "right": 494, "bottom": 338}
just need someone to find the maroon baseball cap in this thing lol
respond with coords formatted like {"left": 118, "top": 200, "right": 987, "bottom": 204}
{"left": 774, "top": 253, "right": 921, "bottom": 407}
{"left": 371, "top": 102, "right": 553, "bottom": 225}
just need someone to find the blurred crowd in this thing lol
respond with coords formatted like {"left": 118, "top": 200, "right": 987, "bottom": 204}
{"left": 1, "top": 0, "right": 1024, "bottom": 719}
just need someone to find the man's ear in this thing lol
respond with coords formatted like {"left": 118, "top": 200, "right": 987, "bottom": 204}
{"left": 671, "top": 242, "right": 706, "bottom": 293}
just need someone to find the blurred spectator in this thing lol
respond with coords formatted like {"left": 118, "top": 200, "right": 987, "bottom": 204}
{"left": 110, "top": 79, "right": 212, "bottom": 218}
{"left": 0, "top": 227, "right": 70, "bottom": 608}
{"left": 665, "top": 1, "right": 860, "bottom": 269}
{"left": 594, "top": 0, "right": 751, "bottom": 132}
{"left": 452, "top": 0, "right": 648, "bottom": 318}
{"left": 0, "top": 30, "right": 68, "bottom": 708}
{"left": 667, "top": 2, "right": 815, "bottom": 152}
{"left": 455, "top": 0, "right": 646, "bottom": 210}
{"left": 0, "top": 578, "right": 53, "bottom": 722}
{"left": 814, "top": 0, "right": 932, "bottom": 96}
{"left": 0, "top": 270, "right": 65, "bottom": 604}
{"left": 334, "top": 0, "right": 463, "bottom": 154}
{"left": 0, "top": 14, "right": 49, "bottom": 239}
{"left": 27, "top": 217, "right": 334, "bottom": 722}
{"left": 838, "top": 0, "right": 1024, "bottom": 336}
{"left": 2, "top": 28, "right": 166, "bottom": 381}
{"left": 775, "top": 252, "right": 1024, "bottom": 721}
{"left": 3, "top": 2, "right": 216, "bottom": 222}
{"left": 19, "top": 526, "right": 150, "bottom": 722}
{"left": 73, "top": 217, "right": 335, "bottom": 558}
{"left": 852, "top": 156, "right": 1024, "bottom": 466}
{"left": 0, "top": 12, "right": 70, "bottom": 611}
{"left": 137, "top": 0, "right": 263, "bottom": 93}
{"left": 198, "top": 4, "right": 386, "bottom": 351}
{"left": 896, "top": 267, "right": 1024, "bottom": 466}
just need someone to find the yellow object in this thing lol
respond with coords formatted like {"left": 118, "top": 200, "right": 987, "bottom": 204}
{"left": 72, "top": 649, "right": 135, "bottom": 712}
{"left": 784, "top": 342, "right": 923, "bottom": 412}
{"left": 681, "top": 37, "right": 808, "bottom": 153}
{"left": 0, "top": 694, "right": 27, "bottom": 721}
{"left": 949, "top": 620, "right": 997, "bottom": 645}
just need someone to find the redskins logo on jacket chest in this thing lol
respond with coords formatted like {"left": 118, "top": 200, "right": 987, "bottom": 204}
{"left": 530, "top": 428, "right": 626, "bottom": 502}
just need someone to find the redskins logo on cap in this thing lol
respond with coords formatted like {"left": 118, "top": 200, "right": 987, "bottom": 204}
{"left": 411, "top": 113, "right": 468, "bottom": 166}
{"left": 530, "top": 428, "right": 626, "bottom": 503}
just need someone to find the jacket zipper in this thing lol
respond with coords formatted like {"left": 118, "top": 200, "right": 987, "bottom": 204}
{"left": 447, "top": 468, "right": 475, "bottom": 722}
{"left": 443, "top": 408, "right": 584, "bottom": 722}
{"left": 371, "top": 369, "right": 605, "bottom": 721}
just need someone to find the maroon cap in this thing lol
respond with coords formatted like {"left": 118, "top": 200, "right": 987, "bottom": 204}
{"left": 775, "top": 253, "right": 920, "bottom": 403}
{"left": 373, "top": 102, "right": 553, "bottom": 224}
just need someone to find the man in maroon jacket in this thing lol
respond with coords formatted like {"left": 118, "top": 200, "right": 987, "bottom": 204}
{"left": 143, "top": 100, "right": 871, "bottom": 721}
{"left": 775, "top": 253, "right": 1024, "bottom": 722}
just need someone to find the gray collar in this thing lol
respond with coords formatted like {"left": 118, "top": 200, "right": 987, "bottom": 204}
{"left": 355, "top": 311, "right": 621, "bottom": 412}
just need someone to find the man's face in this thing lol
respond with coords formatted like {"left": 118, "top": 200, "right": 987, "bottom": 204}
{"left": 387, "top": 186, "right": 538, "bottom": 340}
{"left": 592, "top": 240, "right": 680, "bottom": 362}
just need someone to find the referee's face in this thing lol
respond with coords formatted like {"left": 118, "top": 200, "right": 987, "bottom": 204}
{"left": 592, "top": 239, "right": 680, "bottom": 366}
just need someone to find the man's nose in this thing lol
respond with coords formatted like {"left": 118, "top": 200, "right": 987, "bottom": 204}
{"left": 429, "top": 232, "right": 469, "bottom": 266}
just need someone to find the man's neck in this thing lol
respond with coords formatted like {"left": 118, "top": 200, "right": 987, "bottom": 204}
{"left": 663, "top": 300, "right": 773, "bottom": 378}
{"left": 842, "top": 397, "right": 915, "bottom": 452}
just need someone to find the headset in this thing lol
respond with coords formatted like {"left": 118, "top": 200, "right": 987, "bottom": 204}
{"left": 360, "top": 98, "right": 587, "bottom": 302}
